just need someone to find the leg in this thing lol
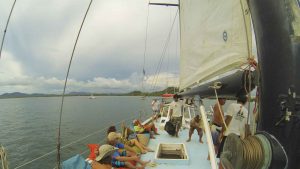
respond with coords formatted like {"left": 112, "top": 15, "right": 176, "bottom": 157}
{"left": 131, "top": 156, "right": 150, "bottom": 167}
{"left": 145, "top": 123, "right": 159, "bottom": 135}
{"left": 187, "top": 126, "right": 194, "bottom": 142}
{"left": 124, "top": 145, "right": 137, "bottom": 156}
{"left": 196, "top": 127, "right": 203, "bottom": 143}
{"left": 174, "top": 117, "right": 182, "bottom": 137}
{"left": 175, "top": 122, "right": 179, "bottom": 137}
{"left": 124, "top": 161, "right": 141, "bottom": 169}
{"left": 130, "top": 139, "right": 147, "bottom": 154}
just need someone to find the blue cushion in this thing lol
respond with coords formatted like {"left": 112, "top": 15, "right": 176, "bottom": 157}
{"left": 62, "top": 154, "right": 91, "bottom": 169}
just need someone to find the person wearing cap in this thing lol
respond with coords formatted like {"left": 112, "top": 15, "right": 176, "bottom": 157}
{"left": 94, "top": 144, "right": 150, "bottom": 169}
{"left": 151, "top": 98, "right": 160, "bottom": 121}
{"left": 169, "top": 94, "right": 183, "bottom": 137}
{"left": 91, "top": 144, "right": 116, "bottom": 169}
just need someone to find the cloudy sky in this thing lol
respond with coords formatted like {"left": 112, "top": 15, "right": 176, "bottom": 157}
{"left": 0, "top": 0, "right": 180, "bottom": 94}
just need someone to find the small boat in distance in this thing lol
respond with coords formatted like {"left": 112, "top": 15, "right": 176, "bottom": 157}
{"left": 88, "top": 93, "right": 96, "bottom": 99}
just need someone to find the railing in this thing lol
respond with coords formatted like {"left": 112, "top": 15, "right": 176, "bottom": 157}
{"left": 11, "top": 111, "right": 152, "bottom": 169}
{"left": 0, "top": 145, "right": 9, "bottom": 169}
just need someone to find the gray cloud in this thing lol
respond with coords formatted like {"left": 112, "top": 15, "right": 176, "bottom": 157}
{"left": 0, "top": 0, "right": 180, "bottom": 94}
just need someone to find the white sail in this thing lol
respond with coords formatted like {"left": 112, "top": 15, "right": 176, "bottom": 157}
{"left": 179, "top": 0, "right": 252, "bottom": 90}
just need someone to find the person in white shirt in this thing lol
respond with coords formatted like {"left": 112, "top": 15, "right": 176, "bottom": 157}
{"left": 151, "top": 99, "right": 160, "bottom": 121}
{"left": 169, "top": 94, "right": 183, "bottom": 137}
{"left": 217, "top": 95, "right": 250, "bottom": 162}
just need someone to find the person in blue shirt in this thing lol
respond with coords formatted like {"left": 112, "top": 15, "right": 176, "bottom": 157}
{"left": 111, "top": 147, "right": 150, "bottom": 169}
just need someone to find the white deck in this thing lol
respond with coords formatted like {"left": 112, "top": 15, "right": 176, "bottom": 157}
{"left": 141, "top": 121, "right": 212, "bottom": 169}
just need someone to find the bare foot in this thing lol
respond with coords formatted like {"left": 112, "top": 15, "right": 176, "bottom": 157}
{"left": 147, "top": 148, "right": 154, "bottom": 152}
{"left": 186, "top": 139, "right": 191, "bottom": 142}
{"left": 141, "top": 160, "right": 151, "bottom": 166}
{"left": 199, "top": 140, "right": 204, "bottom": 143}
{"left": 141, "top": 150, "right": 147, "bottom": 154}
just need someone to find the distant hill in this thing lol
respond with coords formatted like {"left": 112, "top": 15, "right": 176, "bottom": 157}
{"left": 0, "top": 92, "right": 57, "bottom": 98}
{"left": 68, "top": 92, "right": 90, "bottom": 96}
{"left": 0, "top": 87, "right": 178, "bottom": 99}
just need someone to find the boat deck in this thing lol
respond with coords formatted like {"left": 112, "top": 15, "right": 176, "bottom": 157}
{"left": 141, "top": 121, "right": 212, "bottom": 169}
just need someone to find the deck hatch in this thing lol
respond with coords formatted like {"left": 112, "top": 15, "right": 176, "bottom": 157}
{"left": 154, "top": 143, "right": 189, "bottom": 165}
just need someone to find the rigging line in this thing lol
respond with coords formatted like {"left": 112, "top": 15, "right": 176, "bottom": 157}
{"left": 15, "top": 129, "right": 106, "bottom": 169}
{"left": 0, "top": 0, "right": 17, "bottom": 59}
{"left": 151, "top": 31, "right": 172, "bottom": 92}
{"left": 173, "top": 11, "right": 179, "bottom": 92}
{"left": 151, "top": 9, "right": 178, "bottom": 89}
{"left": 56, "top": 0, "right": 94, "bottom": 169}
{"left": 150, "top": 9, "right": 178, "bottom": 92}
{"left": 246, "top": 66, "right": 252, "bottom": 129}
{"left": 141, "top": 2, "right": 150, "bottom": 93}
{"left": 166, "top": 8, "right": 172, "bottom": 89}
{"left": 151, "top": 26, "right": 173, "bottom": 92}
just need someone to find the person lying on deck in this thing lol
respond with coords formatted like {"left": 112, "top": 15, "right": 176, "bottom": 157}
{"left": 132, "top": 119, "right": 159, "bottom": 139}
{"left": 107, "top": 126, "right": 154, "bottom": 154}
{"left": 95, "top": 144, "right": 150, "bottom": 169}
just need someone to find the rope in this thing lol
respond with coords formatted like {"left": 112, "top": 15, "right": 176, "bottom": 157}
{"left": 0, "top": 0, "right": 17, "bottom": 59}
{"left": 150, "top": 9, "right": 178, "bottom": 92}
{"left": 56, "top": 1, "right": 93, "bottom": 168}
{"left": 0, "top": 146, "right": 9, "bottom": 169}
{"left": 246, "top": 64, "right": 252, "bottom": 131}
{"left": 210, "top": 82, "right": 228, "bottom": 130}
{"left": 242, "top": 58, "right": 258, "bottom": 135}
{"left": 141, "top": 2, "right": 150, "bottom": 93}
{"left": 240, "top": 136, "right": 264, "bottom": 169}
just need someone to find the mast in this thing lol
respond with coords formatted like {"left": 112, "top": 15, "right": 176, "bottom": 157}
{"left": 249, "top": 0, "right": 300, "bottom": 168}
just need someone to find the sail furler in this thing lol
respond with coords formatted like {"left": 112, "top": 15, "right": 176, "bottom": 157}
{"left": 179, "top": 0, "right": 252, "bottom": 90}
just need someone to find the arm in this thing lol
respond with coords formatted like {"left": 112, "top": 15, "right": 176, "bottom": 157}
{"left": 169, "top": 109, "right": 173, "bottom": 118}
{"left": 115, "top": 155, "right": 138, "bottom": 162}
{"left": 244, "top": 124, "right": 251, "bottom": 137}
{"left": 221, "top": 115, "right": 232, "bottom": 134}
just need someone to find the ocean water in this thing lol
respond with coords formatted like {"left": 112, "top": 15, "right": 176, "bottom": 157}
{"left": 0, "top": 96, "right": 251, "bottom": 169}
{"left": 0, "top": 96, "right": 153, "bottom": 169}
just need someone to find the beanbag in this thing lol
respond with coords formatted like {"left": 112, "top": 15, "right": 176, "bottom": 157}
{"left": 137, "top": 134, "right": 150, "bottom": 146}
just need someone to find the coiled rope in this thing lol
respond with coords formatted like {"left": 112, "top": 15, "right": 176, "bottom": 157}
{"left": 221, "top": 134, "right": 270, "bottom": 169}
{"left": 241, "top": 136, "right": 264, "bottom": 169}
